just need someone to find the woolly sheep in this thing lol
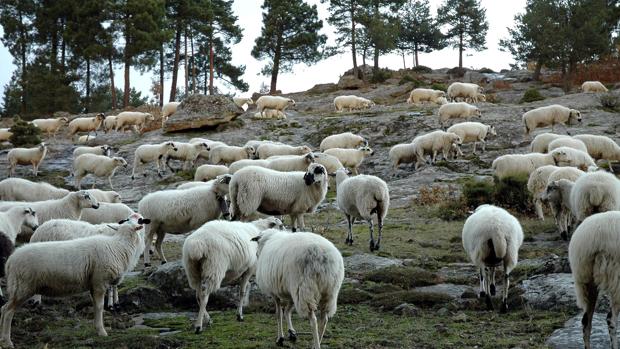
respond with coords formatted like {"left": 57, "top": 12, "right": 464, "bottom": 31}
{"left": 467, "top": 91, "right": 487, "bottom": 103}
{"left": 182, "top": 217, "right": 283, "bottom": 332}
{"left": 570, "top": 171, "right": 620, "bottom": 224}
{"left": 446, "top": 122, "right": 496, "bottom": 154}
{"left": 547, "top": 166, "right": 585, "bottom": 184}
{"left": 573, "top": 134, "right": 620, "bottom": 173}
{"left": 0, "top": 220, "right": 144, "bottom": 347}
{"left": 522, "top": 104, "right": 581, "bottom": 136}
{"left": 256, "top": 96, "right": 296, "bottom": 117}
{"left": 0, "top": 178, "right": 69, "bottom": 202}
{"left": 210, "top": 145, "right": 256, "bottom": 166}
{"left": 233, "top": 97, "right": 254, "bottom": 109}
{"left": 131, "top": 141, "right": 178, "bottom": 179}
{"left": 163, "top": 141, "right": 209, "bottom": 171}
{"left": 228, "top": 159, "right": 270, "bottom": 174}
{"left": 161, "top": 101, "right": 181, "bottom": 127}
{"left": 244, "top": 140, "right": 282, "bottom": 151}
{"left": 256, "top": 143, "right": 312, "bottom": 159}
{"left": 527, "top": 165, "right": 561, "bottom": 220}
{"left": 411, "top": 130, "right": 462, "bottom": 169}
{"left": 548, "top": 137, "right": 588, "bottom": 153}
{"left": 190, "top": 138, "right": 227, "bottom": 162}
{"left": 389, "top": 143, "right": 418, "bottom": 170}
{"left": 7, "top": 143, "right": 47, "bottom": 177}
{"left": 73, "top": 145, "right": 112, "bottom": 158}
{"left": 581, "top": 81, "right": 608, "bottom": 93}
{"left": 264, "top": 153, "right": 315, "bottom": 172}
{"left": 447, "top": 82, "right": 483, "bottom": 102}
{"left": 102, "top": 115, "right": 117, "bottom": 133}
{"left": 319, "top": 132, "right": 367, "bottom": 152}
{"left": 138, "top": 174, "right": 232, "bottom": 266}
{"left": 550, "top": 147, "right": 597, "bottom": 171}
{"left": 335, "top": 168, "right": 389, "bottom": 251}
{"left": 229, "top": 164, "right": 328, "bottom": 232}
{"left": 312, "top": 152, "right": 345, "bottom": 174}
{"left": 324, "top": 146, "right": 374, "bottom": 175}
{"left": 491, "top": 153, "right": 555, "bottom": 179}
{"left": 438, "top": 102, "right": 481, "bottom": 127}
{"left": 530, "top": 133, "right": 569, "bottom": 153}
{"left": 80, "top": 203, "right": 134, "bottom": 225}
{"left": 194, "top": 164, "right": 229, "bottom": 182}
{"left": 31, "top": 117, "right": 68, "bottom": 139}
{"left": 87, "top": 189, "right": 122, "bottom": 204}
{"left": 406, "top": 88, "right": 446, "bottom": 104}
{"left": 542, "top": 179, "right": 575, "bottom": 240}
{"left": 176, "top": 181, "right": 212, "bottom": 189}
{"left": 333, "top": 95, "right": 374, "bottom": 112}
{"left": 253, "top": 109, "right": 286, "bottom": 119}
{"left": 569, "top": 211, "right": 620, "bottom": 349}
{"left": 114, "top": 111, "right": 154, "bottom": 133}
{"left": 0, "top": 128, "right": 12, "bottom": 143}
{"left": 253, "top": 229, "right": 344, "bottom": 348}
{"left": 67, "top": 113, "right": 105, "bottom": 137}
{"left": 76, "top": 135, "right": 96, "bottom": 144}
{"left": 74, "top": 154, "right": 128, "bottom": 190}
{"left": 0, "top": 207, "right": 38, "bottom": 298}
{"left": 462, "top": 204, "right": 523, "bottom": 312}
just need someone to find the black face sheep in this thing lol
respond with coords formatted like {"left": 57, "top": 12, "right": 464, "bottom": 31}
{"left": 542, "top": 179, "right": 575, "bottom": 241}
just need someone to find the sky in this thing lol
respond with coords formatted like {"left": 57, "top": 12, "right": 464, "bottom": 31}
{"left": 0, "top": 0, "right": 527, "bottom": 106}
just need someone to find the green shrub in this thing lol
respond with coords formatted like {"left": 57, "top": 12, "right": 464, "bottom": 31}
{"left": 462, "top": 179, "right": 495, "bottom": 209}
{"left": 434, "top": 199, "right": 468, "bottom": 221}
{"left": 447, "top": 67, "right": 467, "bottom": 77}
{"left": 430, "top": 82, "right": 448, "bottom": 91}
{"left": 520, "top": 88, "right": 545, "bottom": 103}
{"left": 411, "top": 65, "right": 433, "bottom": 74}
{"left": 370, "top": 69, "right": 392, "bottom": 83}
{"left": 398, "top": 74, "right": 422, "bottom": 86}
{"left": 493, "top": 174, "right": 533, "bottom": 213}
{"left": 479, "top": 67, "right": 495, "bottom": 74}
{"left": 599, "top": 92, "right": 620, "bottom": 111}
{"left": 9, "top": 116, "right": 41, "bottom": 147}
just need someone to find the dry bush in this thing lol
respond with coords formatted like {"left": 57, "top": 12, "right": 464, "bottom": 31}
{"left": 416, "top": 185, "right": 452, "bottom": 206}
{"left": 492, "top": 80, "right": 512, "bottom": 90}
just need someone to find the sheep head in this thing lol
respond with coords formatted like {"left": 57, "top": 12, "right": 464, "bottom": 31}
{"left": 303, "top": 164, "right": 327, "bottom": 186}
{"left": 487, "top": 125, "right": 497, "bottom": 137}
{"left": 77, "top": 191, "right": 100, "bottom": 209}
{"left": 113, "top": 157, "right": 128, "bottom": 168}
{"left": 358, "top": 145, "right": 374, "bottom": 156}
{"left": 569, "top": 109, "right": 582, "bottom": 124}
{"left": 22, "top": 207, "right": 39, "bottom": 231}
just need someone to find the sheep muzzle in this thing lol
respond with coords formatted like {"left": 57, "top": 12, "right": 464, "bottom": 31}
{"left": 303, "top": 173, "right": 315, "bottom": 185}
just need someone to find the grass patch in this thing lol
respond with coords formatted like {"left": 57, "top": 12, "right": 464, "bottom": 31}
{"left": 365, "top": 266, "right": 442, "bottom": 289}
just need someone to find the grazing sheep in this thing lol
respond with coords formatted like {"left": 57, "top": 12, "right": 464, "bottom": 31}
{"left": 161, "top": 102, "right": 181, "bottom": 127}
{"left": 210, "top": 145, "right": 256, "bottom": 166}
{"left": 547, "top": 166, "right": 585, "bottom": 184}
{"left": 114, "top": 111, "right": 154, "bottom": 133}
{"left": 256, "top": 96, "right": 295, "bottom": 117}
{"left": 522, "top": 104, "right": 581, "bottom": 136}
{"left": 229, "top": 164, "right": 328, "bottom": 232}
{"left": 319, "top": 132, "right": 367, "bottom": 152}
{"left": 73, "top": 145, "right": 112, "bottom": 158}
{"left": 76, "top": 135, "right": 96, "bottom": 144}
{"left": 389, "top": 143, "right": 418, "bottom": 170}
{"left": 573, "top": 134, "right": 620, "bottom": 173}
{"left": 446, "top": 122, "right": 496, "bottom": 154}
{"left": 312, "top": 152, "right": 345, "bottom": 174}
{"left": 80, "top": 203, "right": 134, "bottom": 225}
{"left": 7, "top": 143, "right": 47, "bottom": 177}
{"left": 550, "top": 147, "right": 597, "bottom": 171}
{"left": 189, "top": 138, "right": 225, "bottom": 162}
{"left": 462, "top": 204, "right": 523, "bottom": 312}
{"left": 253, "top": 229, "right": 344, "bottom": 349}
{"left": 138, "top": 174, "right": 232, "bottom": 266}
{"left": 0, "top": 220, "right": 144, "bottom": 347}
{"left": 0, "top": 128, "right": 13, "bottom": 143}
{"left": 86, "top": 189, "right": 122, "bottom": 204}
{"left": 31, "top": 117, "right": 68, "bottom": 139}
{"left": 548, "top": 137, "right": 588, "bottom": 153}
{"left": 131, "top": 141, "right": 178, "bottom": 179}
{"left": 467, "top": 91, "right": 487, "bottom": 103}
{"left": 570, "top": 171, "right": 620, "bottom": 224}
{"left": 0, "top": 207, "right": 38, "bottom": 297}
{"left": 333, "top": 95, "right": 375, "bottom": 112}
{"left": 244, "top": 140, "right": 282, "bottom": 151}
{"left": 182, "top": 217, "right": 283, "bottom": 332}
{"left": 491, "top": 153, "right": 555, "bottom": 179}
{"left": 194, "top": 164, "right": 229, "bottom": 182}
{"left": 406, "top": 88, "right": 446, "bottom": 105}
{"left": 411, "top": 130, "right": 462, "bottom": 169}
{"left": 527, "top": 165, "right": 561, "bottom": 220}
{"left": 74, "top": 154, "right": 128, "bottom": 190}
{"left": 264, "top": 153, "right": 315, "bottom": 172}
{"left": 569, "top": 211, "right": 620, "bottom": 349}
{"left": 447, "top": 82, "right": 483, "bottom": 102}
{"left": 102, "top": 115, "right": 117, "bottom": 133}
{"left": 0, "top": 178, "right": 69, "bottom": 202}
{"left": 530, "top": 133, "right": 569, "bottom": 153}
{"left": 256, "top": 143, "right": 312, "bottom": 159}
{"left": 253, "top": 109, "right": 286, "bottom": 119}
{"left": 67, "top": 113, "right": 106, "bottom": 137}
{"left": 233, "top": 97, "right": 254, "bottom": 109}
{"left": 228, "top": 159, "right": 270, "bottom": 174}
{"left": 335, "top": 168, "right": 389, "bottom": 251}
{"left": 438, "top": 102, "right": 482, "bottom": 127}
{"left": 542, "top": 179, "right": 575, "bottom": 240}
{"left": 581, "top": 81, "right": 608, "bottom": 93}
{"left": 163, "top": 141, "right": 209, "bottom": 171}
{"left": 324, "top": 146, "right": 374, "bottom": 175}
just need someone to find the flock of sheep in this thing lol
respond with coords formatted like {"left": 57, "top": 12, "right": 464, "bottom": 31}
{"left": 0, "top": 76, "right": 617, "bottom": 348}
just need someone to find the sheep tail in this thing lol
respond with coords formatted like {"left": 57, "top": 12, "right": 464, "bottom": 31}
{"left": 182, "top": 246, "right": 203, "bottom": 290}
{"left": 482, "top": 236, "right": 506, "bottom": 266}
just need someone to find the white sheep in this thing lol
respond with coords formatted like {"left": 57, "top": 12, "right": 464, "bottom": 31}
{"left": 0, "top": 178, "right": 69, "bottom": 202}
{"left": 467, "top": 91, "right": 487, "bottom": 103}
{"left": 73, "top": 145, "right": 112, "bottom": 158}
{"left": 411, "top": 130, "right": 462, "bottom": 169}
{"left": 86, "top": 189, "right": 122, "bottom": 204}
{"left": 244, "top": 140, "right": 281, "bottom": 151}
{"left": 530, "top": 133, "right": 569, "bottom": 153}
{"left": 190, "top": 138, "right": 227, "bottom": 162}
{"left": 253, "top": 229, "right": 344, "bottom": 348}
{"left": 7, "top": 143, "right": 47, "bottom": 177}
{"left": 256, "top": 143, "right": 312, "bottom": 159}
{"left": 0, "top": 220, "right": 144, "bottom": 347}
{"left": 228, "top": 159, "right": 270, "bottom": 174}
{"left": 573, "top": 134, "right": 620, "bottom": 173}
{"left": 161, "top": 102, "right": 181, "bottom": 127}
{"left": 312, "top": 152, "right": 345, "bottom": 174}
{"left": 548, "top": 137, "right": 588, "bottom": 153}
{"left": 73, "top": 154, "right": 127, "bottom": 190}
{"left": 324, "top": 146, "right": 374, "bottom": 175}
{"left": 568, "top": 211, "right": 620, "bottom": 349}
{"left": 80, "top": 203, "right": 134, "bottom": 225}
{"left": 31, "top": 117, "right": 69, "bottom": 139}
{"left": 491, "top": 153, "right": 555, "bottom": 179}
{"left": 233, "top": 97, "right": 254, "bottom": 109}
{"left": 527, "top": 165, "right": 561, "bottom": 220}
{"left": 194, "top": 164, "right": 229, "bottom": 182}
{"left": 114, "top": 111, "right": 154, "bottom": 133}
{"left": 319, "top": 132, "right": 367, "bottom": 152}
{"left": 522, "top": 104, "right": 581, "bottom": 136}
{"left": 163, "top": 141, "right": 209, "bottom": 171}
{"left": 406, "top": 88, "right": 446, "bottom": 105}
{"left": 542, "top": 179, "right": 575, "bottom": 240}
{"left": 462, "top": 204, "right": 523, "bottom": 312}
{"left": 256, "top": 96, "right": 296, "bottom": 117}
{"left": 547, "top": 166, "right": 585, "bottom": 184}
{"left": 182, "top": 217, "right": 283, "bottom": 332}
{"left": 446, "top": 122, "right": 496, "bottom": 154}
{"left": 389, "top": 143, "right": 418, "bottom": 170}
{"left": 76, "top": 135, "right": 96, "bottom": 144}
{"left": 229, "top": 164, "right": 329, "bottom": 232}
{"left": 438, "top": 102, "right": 482, "bottom": 127}
{"left": 0, "top": 207, "right": 38, "bottom": 297}
{"left": 335, "top": 168, "right": 389, "bottom": 251}
{"left": 102, "top": 115, "right": 117, "bottom": 133}
{"left": 570, "top": 171, "right": 620, "bottom": 224}
{"left": 550, "top": 146, "right": 597, "bottom": 171}
{"left": 333, "top": 95, "right": 375, "bottom": 112}
{"left": 581, "top": 81, "right": 608, "bottom": 93}
{"left": 264, "top": 153, "right": 315, "bottom": 172}
{"left": 176, "top": 181, "right": 212, "bottom": 189}
{"left": 67, "top": 113, "right": 106, "bottom": 137}
{"left": 447, "top": 82, "right": 483, "bottom": 102}
{"left": 209, "top": 145, "right": 256, "bottom": 166}
{"left": 0, "top": 128, "right": 13, "bottom": 143}
{"left": 131, "top": 141, "right": 178, "bottom": 179}
{"left": 253, "top": 109, "right": 286, "bottom": 119}
{"left": 138, "top": 174, "right": 232, "bottom": 266}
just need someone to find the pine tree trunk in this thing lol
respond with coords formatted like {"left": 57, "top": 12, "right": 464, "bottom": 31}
{"left": 18, "top": 7, "right": 26, "bottom": 114}
{"left": 270, "top": 35, "right": 283, "bottom": 94}
{"left": 124, "top": 55, "right": 130, "bottom": 108}
{"left": 209, "top": 34, "right": 214, "bottom": 95}
{"left": 414, "top": 43, "right": 419, "bottom": 67}
{"left": 191, "top": 31, "right": 196, "bottom": 94}
{"left": 533, "top": 59, "right": 542, "bottom": 81}
{"left": 159, "top": 45, "right": 164, "bottom": 107}
{"left": 85, "top": 57, "right": 90, "bottom": 111}
{"left": 184, "top": 28, "right": 188, "bottom": 95}
{"left": 61, "top": 18, "right": 66, "bottom": 73}
{"left": 204, "top": 58, "right": 208, "bottom": 94}
{"left": 170, "top": 27, "right": 181, "bottom": 102}
{"left": 350, "top": 4, "right": 358, "bottom": 78}
{"left": 109, "top": 54, "right": 116, "bottom": 110}
{"left": 372, "top": 2, "right": 379, "bottom": 71}
{"left": 402, "top": 52, "right": 406, "bottom": 69}
{"left": 51, "top": 21, "right": 58, "bottom": 72}
{"left": 458, "top": 33, "right": 463, "bottom": 69}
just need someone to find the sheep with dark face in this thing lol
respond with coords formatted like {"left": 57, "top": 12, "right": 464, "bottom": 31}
{"left": 542, "top": 179, "right": 575, "bottom": 241}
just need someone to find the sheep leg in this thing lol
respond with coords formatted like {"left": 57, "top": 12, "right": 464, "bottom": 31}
{"left": 143, "top": 228, "right": 154, "bottom": 267}
{"left": 155, "top": 232, "right": 167, "bottom": 264}
{"left": 318, "top": 311, "right": 329, "bottom": 344}
{"left": 309, "top": 310, "right": 320, "bottom": 349}
{"left": 106, "top": 287, "right": 113, "bottom": 310}
{"left": 1, "top": 294, "right": 30, "bottom": 348}
{"left": 489, "top": 267, "right": 496, "bottom": 296}
{"left": 478, "top": 268, "right": 486, "bottom": 298}
{"left": 236, "top": 271, "right": 252, "bottom": 322}
{"left": 274, "top": 299, "right": 285, "bottom": 346}
{"left": 194, "top": 283, "right": 211, "bottom": 333}
{"left": 345, "top": 214, "right": 354, "bottom": 246}
{"left": 534, "top": 197, "right": 544, "bottom": 221}
{"left": 113, "top": 286, "right": 119, "bottom": 310}
{"left": 375, "top": 213, "right": 383, "bottom": 251}
{"left": 501, "top": 268, "right": 510, "bottom": 313}
{"left": 431, "top": 150, "right": 438, "bottom": 164}
{"left": 298, "top": 215, "right": 305, "bottom": 231}
{"left": 582, "top": 282, "right": 598, "bottom": 349}
{"left": 608, "top": 304, "right": 619, "bottom": 349}
{"left": 368, "top": 218, "right": 375, "bottom": 252}
{"left": 483, "top": 267, "right": 493, "bottom": 310}
{"left": 108, "top": 176, "right": 115, "bottom": 191}
{"left": 608, "top": 159, "right": 615, "bottom": 173}
{"left": 285, "top": 304, "right": 297, "bottom": 342}
{"left": 472, "top": 142, "right": 477, "bottom": 154}
{"left": 290, "top": 215, "right": 298, "bottom": 233}
{"left": 92, "top": 287, "right": 108, "bottom": 336}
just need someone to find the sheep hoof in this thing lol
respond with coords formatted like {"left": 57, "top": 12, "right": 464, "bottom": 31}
{"left": 236, "top": 314, "right": 244, "bottom": 322}
{"left": 131, "top": 175, "right": 135, "bottom": 180}
{"left": 149, "top": 250, "right": 154, "bottom": 255}
{"left": 288, "top": 329, "right": 297, "bottom": 342}
{"left": 490, "top": 284, "right": 496, "bottom": 296}
{"left": 479, "top": 291, "right": 486, "bottom": 299}
{"left": 161, "top": 260, "right": 167, "bottom": 265}
{"left": 113, "top": 304, "right": 122, "bottom": 312}
{"left": 561, "top": 231, "right": 568, "bottom": 241}
{"left": 276, "top": 337, "right": 285, "bottom": 346}
{"left": 485, "top": 295, "right": 494, "bottom": 310}
{"left": 374, "top": 243, "right": 381, "bottom": 251}
{"left": 369, "top": 240, "right": 376, "bottom": 252}
{"left": 194, "top": 326, "right": 202, "bottom": 334}
{"left": 144, "top": 262, "right": 151, "bottom": 268}
{"left": 500, "top": 302, "right": 508, "bottom": 314}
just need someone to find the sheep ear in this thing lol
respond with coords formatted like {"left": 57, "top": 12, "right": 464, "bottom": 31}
{"left": 251, "top": 235, "right": 261, "bottom": 242}
{"left": 138, "top": 218, "right": 151, "bottom": 224}
{"left": 118, "top": 219, "right": 129, "bottom": 224}
{"left": 107, "top": 225, "right": 118, "bottom": 231}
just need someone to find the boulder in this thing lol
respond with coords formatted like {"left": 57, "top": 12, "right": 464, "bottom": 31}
{"left": 344, "top": 254, "right": 403, "bottom": 275}
{"left": 308, "top": 83, "right": 339, "bottom": 94}
{"left": 547, "top": 313, "right": 611, "bottom": 349}
{"left": 338, "top": 75, "right": 365, "bottom": 90}
{"left": 518, "top": 273, "right": 609, "bottom": 311}
{"left": 163, "top": 94, "right": 243, "bottom": 132}
{"left": 463, "top": 71, "right": 488, "bottom": 84}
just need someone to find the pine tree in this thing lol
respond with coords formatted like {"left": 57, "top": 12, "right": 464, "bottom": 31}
{"left": 322, "top": 0, "right": 366, "bottom": 78}
{"left": 358, "top": 0, "right": 406, "bottom": 71}
{"left": 437, "top": 0, "right": 488, "bottom": 69}
{"left": 397, "top": 0, "right": 445, "bottom": 67}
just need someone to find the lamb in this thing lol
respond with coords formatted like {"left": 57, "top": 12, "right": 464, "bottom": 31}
{"left": 253, "top": 109, "right": 286, "bottom": 119}
{"left": 87, "top": 189, "right": 122, "bottom": 204}
{"left": 0, "top": 220, "right": 144, "bottom": 347}
{"left": 568, "top": 211, "right": 620, "bottom": 349}
{"left": 67, "top": 113, "right": 106, "bottom": 137}
{"left": 410, "top": 130, "right": 462, "bottom": 169}
{"left": 335, "top": 168, "right": 389, "bottom": 252}
{"left": 547, "top": 166, "right": 585, "bottom": 184}
{"left": 229, "top": 164, "right": 329, "bottom": 232}
{"left": 527, "top": 165, "right": 561, "bottom": 220}
{"left": 253, "top": 229, "right": 344, "bottom": 349}
{"left": 573, "top": 134, "right": 620, "bottom": 173}
{"left": 389, "top": 143, "right": 418, "bottom": 170}
{"left": 194, "top": 164, "right": 229, "bottom": 182}
{"left": 438, "top": 102, "right": 482, "bottom": 127}
{"left": 406, "top": 88, "right": 446, "bottom": 105}
{"left": 7, "top": 143, "right": 47, "bottom": 177}
{"left": 31, "top": 117, "right": 69, "bottom": 139}
{"left": 522, "top": 104, "right": 581, "bottom": 136}
{"left": 138, "top": 174, "right": 232, "bottom": 266}
{"left": 233, "top": 97, "right": 254, "bottom": 109}
{"left": 550, "top": 146, "right": 597, "bottom": 171}
{"left": 210, "top": 145, "right": 256, "bottom": 166}
{"left": 542, "top": 179, "right": 575, "bottom": 240}
{"left": 114, "top": 111, "right": 155, "bottom": 133}
{"left": 447, "top": 82, "right": 483, "bottom": 102}
{"left": 319, "top": 132, "right": 367, "bottom": 152}
{"left": 102, "top": 115, "right": 117, "bottom": 133}
{"left": 333, "top": 95, "right": 375, "bottom": 112}
{"left": 530, "top": 133, "right": 569, "bottom": 153}
{"left": 468, "top": 91, "right": 487, "bottom": 103}
{"left": 0, "top": 207, "right": 38, "bottom": 298}
{"left": 570, "top": 171, "right": 620, "bottom": 224}
{"left": 0, "top": 178, "right": 69, "bottom": 202}
{"left": 312, "top": 152, "right": 345, "bottom": 174}
{"left": 491, "top": 153, "right": 555, "bottom": 179}
{"left": 256, "top": 143, "right": 312, "bottom": 159}
{"left": 446, "top": 122, "right": 496, "bottom": 154}
{"left": 462, "top": 204, "right": 523, "bottom": 312}
{"left": 80, "top": 203, "right": 134, "bottom": 225}
{"left": 0, "top": 128, "right": 12, "bottom": 143}
{"left": 73, "top": 145, "right": 112, "bottom": 158}
{"left": 161, "top": 101, "right": 181, "bottom": 127}
{"left": 581, "top": 80, "right": 608, "bottom": 93}
{"left": 182, "top": 217, "right": 283, "bottom": 332}
{"left": 73, "top": 154, "right": 128, "bottom": 190}
{"left": 547, "top": 137, "right": 588, "bottom": 153}
{"left": 324, "top": 146, "right": 374, "bottom": 175}
{"left": 163, "top": 141, "right": 209, "bottom": 171}
{"left": 131, "top": 141, "right": 178, "bottom": 179}
{"left": 256, "top": 96, "right": 296, "bottom": 117}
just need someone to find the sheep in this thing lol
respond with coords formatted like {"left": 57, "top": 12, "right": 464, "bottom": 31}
{"left": 256, "top": 143, "right": 312, "bottom": 159}
{"left": 550, "top": 146, "right": 597, "bottom": 171}
{"left": 467, "top": 91, "right": 487, "bottom": 103}
{"left": 389, "top": 143, "right": 418, "bottom": 170}
{"left": 244, "top": 140, "right": 282, "bottom": 152}
{"left": 74, "top": 154, "right": 127, "bottom": 190}
{"left": 333, "top": 95, "right": 375, "bottom": 112}
{"left": 163, "top": 141, "right": 209, "bottom": 171}
{"left": 102, "top": 115, "right": 117, "bottom": 133}
{"left": 264, "top": 153, "right": 315, "bottom": 172}
{"left": 324, "top": 146, "right": 374, "bottom": 175}
{"left": 73, "top": 145, "right": 112, "bottom": 158}
{"left": 131, "top": 141, "right": 178, "bottom": 179}
{"left": 568, "top": 211, "right": 620, "bottom": 349}
{"left": 194, "top": 164, "right": 229, "bottom": 182}
{"left": 406, "top": 88, "right": 446, "bottom": 105}
{"left": 312, "top": 152, "right": 345, "bottom": 174}
{"left": 228, "top": 159, "right": 270, "bottom": 174}
{"left": 7, "top": 143, "right": 47, "bottom": 177}
{"left": 190, "top": 138, "right": 226, "bottom": 162}
{"left": 462, "top": 204, "right": 523, "bottom": 312}
{"left": 182, "top": 217, "right": 283, "bottom": 332}
{"left": 0, "top": 207, "right": 38, "bottom": 298}
{"left": 76, "top": 135, "right": 96, "bottom": 144}
{"left": 581, "top": 80, "right": 608, "bottom": 93}
{"left": 229, "top": 164, "right": 329, "bottom": 232}
{"left": 548, "top": 137, "right": 588, "bottom": 153}
{"left": 547, "top": 166, "right": 585, "bottom": 184}
{"left": 0, "top": 178, "right": 69, "bottom": 202}
{"left": 253, "top": 229, "right": 344, "bottom": 349}
{"left": 319, "top": 132, "right": 367, "bottom": 152}
{"left": 233, "top": 97, "right": 254, "bottom": 109}
{"left": 114, "top": 111, "right": 154, "bottom": 133}
{"left": 438, "top": 102, "right": 482, "bottom": 127}
{"left": 87, "top": 189, "right": 122, "bottom": 204}
{"left": 491, "top": 153, "right": 555, "bottom": 179}
{"left": 570, "top": 171, "right": 620, "bottom": 224}
{"left": 335, "top": 168, "right": 389, "bottom": 251}
{"left": 31, "top": 117, "right": 68, "bottom": 139}
{"left": 0, "top": 128, "right": 12, "bottom": 143}
{"left": 447, "top": 82, "right": 483, "bottom": 102}
{"left": 80, "top": 203, "right": 134, "bottom": 225}
{"left": 0, "top": 220, "right": 144, "bottom": 347}
{"left": 210, "top": 145, "right": 256, "bottom": 166}
{"left": 446, "top": 122, "right": 496, "bottom": 154}
{"left": 253, "top": 109, "right": 286, "bottom": 119}
{"left": 256, "top": 96, "right": 296, "bottom": 117}
{"left": 530, "top": 133, "right": 569, "bottom": 153}
{"left": 161, "top": 101, "right": 181, "bottom": 127}
{"left": 176, "top": 181, "right": 212, "bottom": 189}
{"left": 527, "top": 165, "right": 561, "bottom": 220}
{"left": 138, "top": 174, "right": 232, "bottom": 266}
{"left": 573, "top": 134, "right": 620, "bottom": 173}
{"left": 67, "top": 113, "right": 106, "bottom": 137}
{"left": 410, "top": 130, "right": 462, "bottom": 169}
{"left": 542, "top": 179, "right": 575, "bottom": 240}
{"left": 522, "top": 104, "right": 581, "bottom": 136}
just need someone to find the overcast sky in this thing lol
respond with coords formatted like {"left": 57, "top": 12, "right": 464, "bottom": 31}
{"left": 0, "top": 0, "right": 526, "bottom": 106}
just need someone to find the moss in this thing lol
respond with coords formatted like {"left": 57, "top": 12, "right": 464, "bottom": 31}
{"left": 364, "top": 266, "right": 442, "bottom": 289}
{"left": 338, "top": 287, "right": 374, "bottom": 304}
{"left": 370, "top": 290, "right": 452, "bottom": 310}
